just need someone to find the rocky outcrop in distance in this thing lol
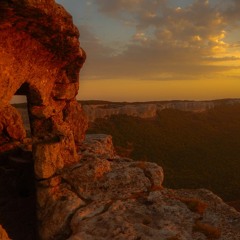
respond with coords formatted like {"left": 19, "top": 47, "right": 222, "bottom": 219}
{"left": 15, "top": 98, "right": 240, "bottom": 128}
{"left": 82, "top": 99, "right": 240, "bottom": 122}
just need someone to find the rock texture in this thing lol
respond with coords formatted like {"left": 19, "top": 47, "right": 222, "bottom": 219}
{"left": 36, "top": 134, "right": 240, "bottom": 240}
{"left": 0, "top": 0, "right": 87, "bottom": 174}
{"left": 1, "top": 2, "right": 240, "bottom": 240}
{"left": 0, "top": 0, "right": 87, "bottom": 238}
{"left": 0, "top": 105, "right": 26, "bottom": 153}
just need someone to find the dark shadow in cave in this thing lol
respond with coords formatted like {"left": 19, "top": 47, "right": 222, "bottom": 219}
{"left": 0, "top": 86, "right": 38, "bottom": 240}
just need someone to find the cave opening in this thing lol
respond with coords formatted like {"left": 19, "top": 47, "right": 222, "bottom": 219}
{"left": 11, "top": 95, "right": 30, "bottom": 137}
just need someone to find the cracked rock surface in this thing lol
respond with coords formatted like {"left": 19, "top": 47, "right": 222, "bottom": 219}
{"left": 37, "top": 134, "right": 240, "bottom": 240}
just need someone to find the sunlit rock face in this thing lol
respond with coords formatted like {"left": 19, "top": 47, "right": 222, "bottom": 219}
{"left": 0, "top": 0, "right": 87, "bottom": 238}
{"left": 0, "top": 0, "right": 87, "bottom": 175}
{"left": 37, "top": 134, "right": 240, "bottom": 240}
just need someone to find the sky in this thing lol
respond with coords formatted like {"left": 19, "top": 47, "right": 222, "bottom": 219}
{"left": 55, "top": 0, "right": 240, "bottom": 102}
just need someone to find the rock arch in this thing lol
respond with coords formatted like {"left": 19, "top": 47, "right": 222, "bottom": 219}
{"left": 0, "top": 0, "right": 88, "bottom": 179}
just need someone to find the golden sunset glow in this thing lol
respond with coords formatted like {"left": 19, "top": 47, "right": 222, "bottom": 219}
{"left": 55, "top": 0, "right": 240, "bottom": 101}
{"left": 78, "top": 78, "right": 240, "bottom": 102}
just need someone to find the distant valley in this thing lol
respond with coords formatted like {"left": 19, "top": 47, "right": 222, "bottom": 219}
{"left": 86, "top": 100, "right": 240, "bottom": 202}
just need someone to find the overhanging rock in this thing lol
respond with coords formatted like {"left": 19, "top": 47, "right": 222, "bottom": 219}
{"left": 0, "top": 0, "right": 88, "bottom": 177}
{"left": 0, "top": 0, "right": 88, "bottom": 238}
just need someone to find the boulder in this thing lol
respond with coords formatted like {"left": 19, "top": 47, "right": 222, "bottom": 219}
{"left": 79, "top": 134, "right": 116, "bottom": 159}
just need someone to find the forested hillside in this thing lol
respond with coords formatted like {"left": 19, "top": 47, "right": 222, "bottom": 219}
{"left": 88, "top": 103, "right": 240, "bottom": 201}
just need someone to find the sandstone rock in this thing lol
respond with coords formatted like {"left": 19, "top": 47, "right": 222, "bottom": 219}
{"left": 51, "top": 120, "right": 80, "bottom": 165}
{"left": 79, "top": 134, "right": 116, "bottom": 159}
{"left": 60, "top": 134, "right": 240, "bottom": 240}
{"left": 27, "top": 133, "right": 240, "bottom": 239}
{"left": 34, "top": 140, "right": 64, "bottom": 179}
{"left": 33, "top": 129, "right": 80, "bottom": 179}
{"left": 0, "top": 105, "right": 26, "bottom": 142}
{"left": 53, "top": 83, "right": 79, "bottom": 100}
{"left": 37, "top": 182, "right": 85, "bottom": 240}
{"left": 63, "top": 100, "right": 88, "bottom": 146}
{"left": 0, "top": 0, "right": 87, "bottom": 155}
{"left": 0, "top": 1, "right": 87, "bottom": 238}
{"left": 30, "top": 101, "right": 66, "bottom": 119}
{"left": 68, "top": 189, "right": 240, "bottom": 240}
{"left": 0, "top": 225, "right": 10, "bottom": 240}
{"left": 63, "top": 157, "right": 163, "bottom": 201}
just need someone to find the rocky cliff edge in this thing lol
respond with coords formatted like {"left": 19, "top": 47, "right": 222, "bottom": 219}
{"left": 36, "top": 134, "right": 240, "bottom": 240}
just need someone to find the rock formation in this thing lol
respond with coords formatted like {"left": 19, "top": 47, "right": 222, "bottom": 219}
{"left": 1, "top": 1, "right": 240, "bottom": 240}
{"left": 0, "top": 0, "right": 88, "bottom": 175}
{"left": 0, "top": 0, "right": 87, "bottom": 238}
{"left": 0, "top": 105, "right": 26, "bottom": 152}
{"left": 82, "top": 99, "right": 240, "bottom": 122}
{"left": 33, "top": 134, "right": 240, "bottom": 239}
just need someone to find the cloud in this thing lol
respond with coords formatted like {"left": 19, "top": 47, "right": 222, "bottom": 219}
{"left": 92, "top": 0, "right": 165, "bottom": 16}
{"left": 80, "top": 25, "right": 113, "bottom": 58}
{"left": 79, "top": 0, "right": 240, "bottom": 81}
{"left": 78, "top": 25, "right": 115, "bottom": 79}
{"left": 224, "top": 0, "right": 240, "bottom": 23}
{"left": 92, "top": 0, "right": 230, "bottom": 52}
{"left": 203, "top": 56, "right": 240, "bottom": 62}
{"left": 80, "top": 36, "right": 240, "bottom": 81}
